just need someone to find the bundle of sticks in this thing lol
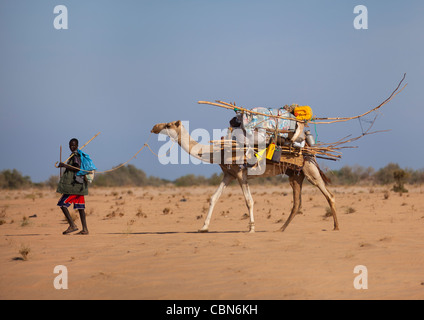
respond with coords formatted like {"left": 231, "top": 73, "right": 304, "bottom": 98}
{"left": 201, "top": 73, "right": 407, "bottom": 163}
{"left": 198, "top": 73, "right": 406, "bottom": 125}
{"left": 210, "top": 139, "right": 343, "bottom": 162}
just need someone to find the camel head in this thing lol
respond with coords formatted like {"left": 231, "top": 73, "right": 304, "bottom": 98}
{"left": 151, "top": 120, "right": 182, "bottom": 138}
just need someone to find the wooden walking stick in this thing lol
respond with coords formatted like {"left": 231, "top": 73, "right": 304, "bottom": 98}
{"left": 59, "top": 145, "right": 63, "bottom": 178}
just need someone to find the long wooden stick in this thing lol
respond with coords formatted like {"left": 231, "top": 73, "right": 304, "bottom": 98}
{"left": 313, "top": 73, "right": 407, "bottom": 123}
{"left": 59, "top": 145, "right": 63, "bottom": 178}
{"left": 55, "top": 132, "right": 101, "bottom": 168}
{"left": 197, "top": 100, "right": 305, "bottom": 123}
{"left": 198, "top": 73, "right": 407, "bottom": 125}
{"left": 63, "top": 131, "right": 101, "bottom": 163}
{"left": 79, "top": 132, "right": 101, "bottom": 151}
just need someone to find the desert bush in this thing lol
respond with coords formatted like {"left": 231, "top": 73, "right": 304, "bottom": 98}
{"left": 208, "top": 173, "right": 224, "bottom": 186}
{"left": 383, "top": 191, "right": 390, "bottom": 200}
{"left": 345, "top": 207, "right": 356, "bottom": 214}
{"left": 174, "top": 174, "right": 208, "bottom": 187}
{"left": 1, "top": 162, "right": 424, "bottom": 189}
{"left": 392, "top": 169, "right": 409, "bottom": 193}
{"left": 44, "top": 175, "right": 59, "bottom": 189}
{"left": 21, "top": 216, "right": 30, "bottom": 227}
{"left": 409, "top": 169, "right": 424, "bottom": 184}
{"left": 19, "top": 244, "right": 31, "bottom": 261}
{"left": 374, "top": 163, "right": 402, "bottom": 185}
{"left": 0, "top": 169, "right": 32, "bottom": 189}
{"left": 93, "top": 164, "right": 168, "bottom": 187}
{"left": 329, "top": 165, "right": 374, "bottom": 185}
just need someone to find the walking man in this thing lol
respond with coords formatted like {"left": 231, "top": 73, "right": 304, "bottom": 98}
{"left": 57, "top": 138, "right": 93, "bottom": 235}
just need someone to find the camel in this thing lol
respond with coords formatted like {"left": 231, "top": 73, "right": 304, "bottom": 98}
{"left": 151, "top": 120, "right": 338, "bottom": 233}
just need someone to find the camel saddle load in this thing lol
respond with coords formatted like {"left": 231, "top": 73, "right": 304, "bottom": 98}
{"left": 223, "top": 104, "right": 317, "bottom": 168}
{"left": 197, "top": 82, "right": 408, "bottom": 167}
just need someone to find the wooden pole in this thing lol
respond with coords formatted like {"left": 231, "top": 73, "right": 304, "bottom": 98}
{"left": 198, "top": 100, "right": 305, "bottom": 123}
{"left": 308, "top": 73, "right": 407, "bottom": 123}
{"left": 198, "top": 73, "right": 406, "bottom": 125}
{"left": 59, "top": 145, "right": 63, "bottom": 178}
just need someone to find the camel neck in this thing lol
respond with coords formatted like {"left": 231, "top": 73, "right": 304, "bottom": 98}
{"left": 177, "top": 125, "right": 213, "bottom": 163}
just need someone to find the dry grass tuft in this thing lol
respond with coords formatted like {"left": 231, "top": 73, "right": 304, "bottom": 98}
{"left": 19, "top": 244, "right": 31, "bottom": 261}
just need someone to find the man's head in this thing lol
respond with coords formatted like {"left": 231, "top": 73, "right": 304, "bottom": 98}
{"left": 69, "top": 138, "right": 79, "bottom": 152}
{"left": 229, "top": 116, "right": 241, "bottom": 128}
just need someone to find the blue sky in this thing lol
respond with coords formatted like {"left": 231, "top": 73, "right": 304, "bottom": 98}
{"left": 1, "top": 0, "right": 423, "bottom": 182}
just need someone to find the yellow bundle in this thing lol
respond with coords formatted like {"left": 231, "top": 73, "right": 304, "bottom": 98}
{"left": 294, "top": 106, "right": 313, "bottom": 121}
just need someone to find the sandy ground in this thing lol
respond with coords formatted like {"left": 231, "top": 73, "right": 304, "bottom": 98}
{"left": 0, "top": 183, "right": 423, "bottom": 300}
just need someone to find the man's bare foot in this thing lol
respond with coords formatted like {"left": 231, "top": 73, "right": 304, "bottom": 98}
{"left": 63, "top": 226, "right": 78, "bottom": 235}
{"left": 76, "top": 230, "right": 89, "bottom": 235}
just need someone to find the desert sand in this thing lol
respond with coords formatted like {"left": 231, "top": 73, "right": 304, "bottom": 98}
{"left": 0, "top": 183, "right": 423, "bottom": 300}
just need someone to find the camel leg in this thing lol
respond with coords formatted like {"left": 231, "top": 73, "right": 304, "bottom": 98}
{"left": 237, "top": 169, "right": 255, "bottom": 233}
{"left": 199, "top": 173, "right": 235, "bottom": 232}
{"left": 280, "top": 172, "right": 305, "bottom": 232}
{"left": 313, "top": 181, "right": 338, "bottom": 230}
{"left": 303, "top": 162, "right": 339, "bottom": 230}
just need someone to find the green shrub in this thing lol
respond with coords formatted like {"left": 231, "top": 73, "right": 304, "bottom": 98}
{"left": 0, "top": 169, "right": 32, "bottom": 189}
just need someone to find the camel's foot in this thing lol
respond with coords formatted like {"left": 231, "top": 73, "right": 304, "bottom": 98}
{"left": 333, "top": 226, "right": 339, "bottom": 231}
{"left": 198, "top": 226, "right": 209, "bottom": 233}
{"left": 248, "top": 223, "right": 255, "bottom": 233}
{"left": 279, "top": 225, "right": 287, "bottom": 232}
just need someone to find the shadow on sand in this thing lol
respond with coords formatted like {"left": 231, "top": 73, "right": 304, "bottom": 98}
{"left": 103, "top": 230, "right": 267, "bottom": 235}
